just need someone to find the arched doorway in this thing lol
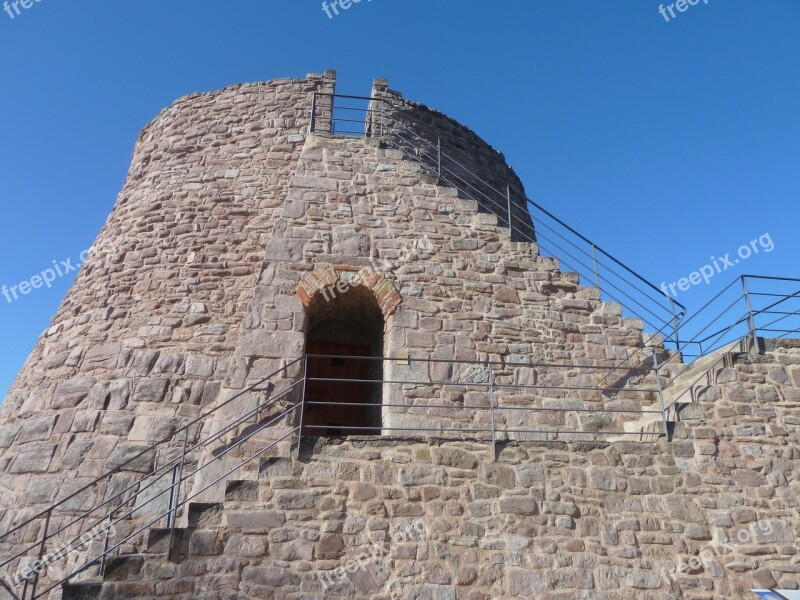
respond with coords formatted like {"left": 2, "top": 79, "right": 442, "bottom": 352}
{"left": 303, "top": 282, "right": 384, "bottom": 436}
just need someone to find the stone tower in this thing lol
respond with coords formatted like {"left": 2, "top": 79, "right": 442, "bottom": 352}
{"left": 0, "top": 72, "right": 798, "bottom": 600}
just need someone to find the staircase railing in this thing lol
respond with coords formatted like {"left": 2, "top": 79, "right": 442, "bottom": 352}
{"left": 1, "top": 352, "right": 670, "bottom": 598}
{"left": 0, "top": 357, "right": 306, "bottom": 600}
{"left": 308, "top": 93, "right": 686, "bottom": 351}
{"left": 656, "top": 275, "right": 800, "bottom": 415}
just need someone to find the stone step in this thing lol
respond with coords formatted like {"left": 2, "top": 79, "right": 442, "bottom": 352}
{"left": 225, "top": 480, "right": 260, "bottom": 502}
{"left": 62, "top": 581, "right": 103, "bottom": 600}
{"left": 145, "top": 527, "right": 189, "bottom": 555}
{"left": 103, "top": 554, "right": 147, "bottom": 581}
{"left": 187, "top": 502, "right": 223, "bottom": 528}
{"left": 258, "top": 456, "right": 293, "bottom": 478}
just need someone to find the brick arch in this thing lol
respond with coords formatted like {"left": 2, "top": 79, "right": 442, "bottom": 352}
{"left": 296, "top": 266, "right": 402, "bottom": 318}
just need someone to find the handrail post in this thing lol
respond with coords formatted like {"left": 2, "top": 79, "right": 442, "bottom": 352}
{"left": 437, "top": 137, "right": 442, "bottom": 182}
{"left": 168, "top": 423, "right": 189, "bottom": 560}
{"left": 309, "top": 92, "right": 317, "bottom": 134}
{"left": 669, "top": 299, "right": 681, "bottom": 354}
{"left": 742, "top": 276, "right": 762, "bottom": 354}
{"left": 653, "top": 350, "right": 669, "bottom": 441}
{"left": 488, "top": 362, "right": 496, "bottom": 463}
{"left": 167, "top": 465, "right": 179, "bottom": 530}
{"left": 29, "top": 508, "right": 51, "bottom": 600}
{"left": 295, "top": 355, "right": 308, "bottom": 459}
{"left": 506, "top": 186, "right": 513, "bottom": 239}
{"left": 100, "top": 516, "right": 112, "bottom": 576}
{"left": 591, "top": 244, "right": 600, "bottom": 292}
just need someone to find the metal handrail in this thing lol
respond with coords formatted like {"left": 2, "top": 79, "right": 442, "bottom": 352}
{"left": 0, "top": 356, "right": 303, "bottom": 546}
{"left": 656, "top": 275, "right": 800, "bottom": 413}
{"left": 34, "top": 406, "right": 303, "bottom": 600}
{"left": 1, "top": 352, "right": 671, "bottom": 597}
{"left": 385, "top": 113, "right": 686, "bottom": 315}
{"left": 309, "top": 93, "right": 686, "bottom": 347}
{"left": 0, "top": 360, "right": 305, "bottom": 599}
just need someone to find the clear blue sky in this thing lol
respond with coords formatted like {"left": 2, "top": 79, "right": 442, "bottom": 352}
{"left": 1, "top": 1, "right": 798, "bottom": 397}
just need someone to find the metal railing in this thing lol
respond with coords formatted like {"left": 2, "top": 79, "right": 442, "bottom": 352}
{"left": 309, "top": 92, "right": 386, "bottom": 138}
{"left": 308, "top": 93, "right": 686, "bottom": 351}
{"left": 303, "top": 353, "right": 666, "bottom": 446}
{"left": 0, "top": 357, "right": 306, "bottom": 600}
{"left": 654, "top": 275, "right": 800, "bottom": 413}
{"left": 0, "top": 353, "right": 667, "bottom": 598}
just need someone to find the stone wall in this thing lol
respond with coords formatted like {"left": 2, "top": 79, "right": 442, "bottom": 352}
{"left": 0, "top": 72, "right": 335, "bottom": 571}
{"left": 199, "top": 129, "right": 659, "bottom": 468}
{"left": 56, "top": 344, "right": 800, "bottom": 600}
{"left": 0, "top": 74, "right": 653, "bottom": 596}
{"left": 0, "top": 75, "right": 797, "bottom": 600}
{"left": 370, "top": 79, "right": 534, "bottom": 242}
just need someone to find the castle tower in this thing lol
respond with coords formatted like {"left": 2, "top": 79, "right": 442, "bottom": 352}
{"left": 0, "top": 73, "right": 797, "bottom": 600}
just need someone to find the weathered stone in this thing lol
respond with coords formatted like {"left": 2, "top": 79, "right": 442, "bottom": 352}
{"left": 131, "top": 379, "right": 169, "bottom": 404}
{"left": 242, "top": 565, "right": 300, "bottom": 587}
{"left": 224, "top": 534, "right": 268, "bottom": 557}
{"left": 17, "top": 414, "right": 58, "bottom": 443}
{"left": 664, "top": 496, "right": 705, "bottom": 523}
{"left": 317, "top": 534, "right": 344, "bottom": 559}
{"left": 399, "top": 466, "right": 448, "bottom": 486}
{"left": 498, "top": 496, "right": 538, "bottom": 515}
{"left": 431, "top": 447, "right": 478, "bottom": 469}
{"left": 477, "top": 463, "right": 515, "bottom": 488}
{"left": 52, "top": 378, "right": 96, "bottom": 409}
{"left": 516, "top": 464, "right": 545, "bottom": 487}
{"left": 9, "top": 443, "right": 57, "bottom": 473}
{"left": 105, "top": 443, "right": 156, "bottom": 473}
{"left": 225, "top": 511, "right": 286, "bottom": 530}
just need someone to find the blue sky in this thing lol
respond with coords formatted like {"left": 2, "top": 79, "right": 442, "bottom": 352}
{"left": 0, "top": 0, "right": 798, "bottom": 396}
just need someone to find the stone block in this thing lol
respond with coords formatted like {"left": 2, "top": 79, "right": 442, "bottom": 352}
{"left": 225, "top": 510, "right": 286, "bottom": 531}
{"left": 51, "top": 377, "right": 96, "bottom": 409}
{"left": 477, "top": 463, "right": 515, "bottom": 488}
{"left": 317, "top": 533, "right": 344, "bottom": 559}
{"left": 517, "top": 464, "right": 545, "bottom": 487}
{"left": 17, "top": 414, "right": 58, "bottom": 443}
{"left": 185, "top": 353, "right": 215, "bottom": 377}
{"left": 242, "top": 565, "right": 301, "bottom": 587}
{"left": 498, "top": 496, "right": 538, "bottom": 515}
{"left": 105, "top": 443, "right": 156, "bottom": 473}
{"left": 224, "top": 534, "right": 269, "bottom": 557}
{"left": 664, "top": 496, "right": 705, "bottom": 523}
{"left": 399, "top": 465, "right": 448, "bottom": 486}
{"left": 590, "top": 467, "right": 616, "bottom": 491}
{"left": 83, "top": 343, "right": 122, "bottom": 369}
{"left": 189, "top": 530, "right": 224, "bottom": 556}
{"left": 9, "top": 443, "right": 57, "bottom": 473}
{"left": 431, "top": 447, "right": 478, "bottom": 470}
{"left": 541, "top": 501, "right": 579, "bottom": 517}
{"left": 132, "top": 378, "right": 169, "bottom": 403}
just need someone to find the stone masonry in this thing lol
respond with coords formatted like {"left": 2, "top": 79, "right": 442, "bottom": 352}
{"left": 0, "top": 73, "right": 797, "bottom": 599}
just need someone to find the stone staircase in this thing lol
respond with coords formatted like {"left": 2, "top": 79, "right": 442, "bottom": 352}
{"left": 62, "top": 456, "right": 297, "bottom": 599}
{"left": 52, "top": 133, "right": 692, "bottom": 597}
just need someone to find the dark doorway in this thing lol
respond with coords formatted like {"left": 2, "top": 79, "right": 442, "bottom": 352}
{"left": 304, "top": 283, "right": 384, "bottom": 436}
